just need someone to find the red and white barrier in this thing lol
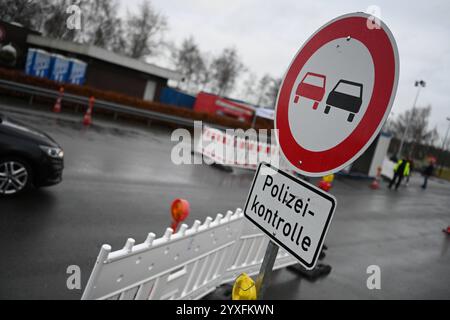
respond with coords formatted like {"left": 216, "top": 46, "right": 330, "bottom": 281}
{"left": 196, "top": 126, "right": 294, "bottom": 172}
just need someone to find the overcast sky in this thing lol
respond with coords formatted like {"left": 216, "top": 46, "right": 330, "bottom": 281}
{"left": 120, "top": 0, "right": 450, "bottom": 140}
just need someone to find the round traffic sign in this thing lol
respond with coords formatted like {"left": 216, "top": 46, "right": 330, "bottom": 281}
{"left": 275, "top": 12, "right": 399, "bottom": 177}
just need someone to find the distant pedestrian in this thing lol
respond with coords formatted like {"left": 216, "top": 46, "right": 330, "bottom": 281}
{"left": 421, "top": 159, "right": 435, "bottom": 189}
{"left": 388, "top": 158, "right": 410, "bottom": 190}
{"left": 405, "top": 158, "right": 414, "bottom": 186}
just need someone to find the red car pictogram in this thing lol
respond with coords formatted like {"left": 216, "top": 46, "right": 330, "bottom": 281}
{"left": 294, "top": 72, "right": 327, "bottom": 110}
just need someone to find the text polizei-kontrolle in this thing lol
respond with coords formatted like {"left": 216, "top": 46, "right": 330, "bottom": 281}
{"left": 249, "top": 174, "right": 315, "bottom": 252}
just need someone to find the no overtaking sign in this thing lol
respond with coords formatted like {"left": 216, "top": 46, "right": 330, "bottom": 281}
{"left": 275, "top": 12, "right": 399, "bottom": 176}
{"left": 246, "top": 12, "right": 398, "bottom": 297}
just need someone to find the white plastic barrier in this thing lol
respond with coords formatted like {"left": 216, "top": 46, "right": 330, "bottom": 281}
{"left": 81, "top": 208, "right": 297, "bottom": 300}
{"left": 381, "top": 157, "right": 395, "bottom": 180}
{"left": 222, "top": 220, "right": 296, "bottom": 284}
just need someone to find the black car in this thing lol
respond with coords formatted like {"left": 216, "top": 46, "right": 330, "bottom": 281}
{"left": 324, "top": 80, "right": 363, "bottom": 122}
{"left": 0, "top": 113, "right": 64, "bottom": 196}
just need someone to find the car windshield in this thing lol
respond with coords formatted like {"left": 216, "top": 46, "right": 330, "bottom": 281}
{"left": 302, "top": 74, "right": 324, "bottom": 87}
{"left": 334, "top": 82, "right": 361, "bottom": 97}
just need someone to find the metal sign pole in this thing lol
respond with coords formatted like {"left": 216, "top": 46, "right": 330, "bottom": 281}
{"left": 255, "top": 240, "right": 279, "bottom": 300}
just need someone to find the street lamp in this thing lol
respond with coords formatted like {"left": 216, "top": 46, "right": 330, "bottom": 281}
{"left": 396, "top": 80, "right": 426, "bottom": 159}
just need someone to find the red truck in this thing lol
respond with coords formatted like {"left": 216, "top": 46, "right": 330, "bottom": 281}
{"left": 194, "top": 92, "right": 254, "bottom": 122}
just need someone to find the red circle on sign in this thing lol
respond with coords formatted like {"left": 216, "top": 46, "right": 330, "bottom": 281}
{"left": 275, "top": 13, "right": 398, "bottom": 176}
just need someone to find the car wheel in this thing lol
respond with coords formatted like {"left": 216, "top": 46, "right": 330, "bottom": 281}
{"left": 324, "top": 105, "right": 331, "bottom": 114}
{"left": 347, "top": 113, "right": 355, "bottom": 122}
{"left": 0, "top": 158, "right": 32, "bottom": 196}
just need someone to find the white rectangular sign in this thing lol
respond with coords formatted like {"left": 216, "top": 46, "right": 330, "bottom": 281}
{"left": 244, "top": 162, "right": 336, "bottom": 269}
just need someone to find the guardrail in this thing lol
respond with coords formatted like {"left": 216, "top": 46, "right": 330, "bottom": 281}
{"left": 0, "top": 79, "right": 230, "bottom": 130}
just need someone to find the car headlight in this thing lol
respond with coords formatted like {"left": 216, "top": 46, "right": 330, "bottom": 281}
{"left": 40, "top": 145, "right": 64, "bottom": 159}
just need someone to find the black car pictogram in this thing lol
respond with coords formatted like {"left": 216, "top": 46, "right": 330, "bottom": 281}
{"left": 324, "top": 80, "right": 363, "bottom": 122}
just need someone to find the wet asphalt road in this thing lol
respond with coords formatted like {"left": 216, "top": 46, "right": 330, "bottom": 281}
{"left": 0, "top": 98, "right": 449, "bottom": 300}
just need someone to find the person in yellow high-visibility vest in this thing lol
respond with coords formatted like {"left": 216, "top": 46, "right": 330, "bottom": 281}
{"left": 388, "top": 158, "right": 410, "bottom": 190}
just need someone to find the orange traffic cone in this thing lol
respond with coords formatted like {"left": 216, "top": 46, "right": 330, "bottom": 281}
{"left": 370, "top": 166, "right": 382, "bottom": 190}
{"left": 83, "top": 96, "right": 94, "bottom": 126}
{"left": 53, "top": 87, "right": 64, "bottom": 113}
{"left": 370, "top": 179, "right": 380, "bottom": 189}
{"left": 318, "top": 174, "right": 334, "bottom": 192}
{"left": 83, "top": 110, "right": 92, "bottom": 126}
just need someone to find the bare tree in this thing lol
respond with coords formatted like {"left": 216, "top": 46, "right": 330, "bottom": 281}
{"left": 1, "top": 0, "right": 168, "bottom": 62}
{"left": 197, "top": 53, "right": 213, "bottom": 93}
{"left": 266, "top": 77, "right": 282, "bottom": 108}
{"left": 210, "top": 47, "right": 244, "bottom": 96}
{"left": 0, "top": 0, "right": 44, "bottom": 30}
{"left": 383, "top": 117, "right": 397, "bottom": 135}
{"left": 172, "top": 36, "right": 205, "bottom": 93}
{"left": 240, "top": 72, "right": 258, "bottom": 104}
{"left": 124, "top": 0, "right": 168, "bottom": 59}
{"left": 256, "top": 74, "right": 272, "bottom": 106}
{"left": 249, "top": 74, "right": 281, "bottom": 108}
{"left": 390, "top": 105, "right": 438, "bottom": 156}
{"left": 83, "top": 0, "right": 123, "bottom": 51}
{"left": 0, "top": 0, "right": 77, "bottom": 40}
{"left": 40, "top": 0, "right": 79, "bottom": 41}
{"left": 108, "top": 19, "right": 128, "bottom": 53}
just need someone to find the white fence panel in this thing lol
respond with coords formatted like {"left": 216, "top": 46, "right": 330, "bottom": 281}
{"left": 82, "top": 210, "right": 244, "bottom": 300}
{"left": 222, "top": 219, "right": 296, "bottom": 283}
{"left": 382, "top": 157, "right": 395, "bottom": 180}
{"left": 82, "top": 208, "right": 298, "bottom": 300}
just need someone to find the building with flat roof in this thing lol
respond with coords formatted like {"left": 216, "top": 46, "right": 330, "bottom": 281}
{"left": 0, "top": 20, "right": 181, "bottom": 101}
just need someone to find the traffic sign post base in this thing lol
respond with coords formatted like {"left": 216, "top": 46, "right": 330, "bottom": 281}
{"left": 287, "top": 263, "right": 332, "bottom": 281}
{"left": 255, "top": 240, "right": 279, "bottom": 300}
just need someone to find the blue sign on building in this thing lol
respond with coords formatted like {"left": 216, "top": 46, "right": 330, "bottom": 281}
{"left": 66, "top": 58, "right": 87, "bottom": 85}
{"left": 25, "top": 48, "right": 51, "bottom": 78}
{"left": 25, "top": 48, "right": 88, "bottom": 85}
{"left": 48, "top": 54, "right": 70, "bottom": 82}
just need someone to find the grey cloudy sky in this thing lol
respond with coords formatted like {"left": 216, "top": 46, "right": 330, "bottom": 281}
{"left": 121, "top": 0, "right": 450, "bottom": 140}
